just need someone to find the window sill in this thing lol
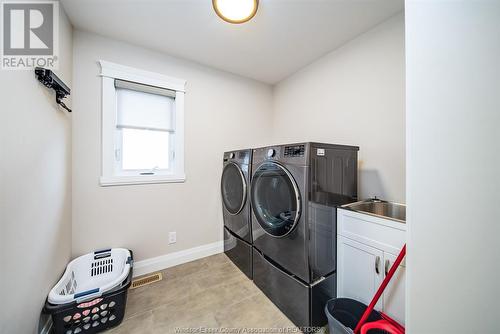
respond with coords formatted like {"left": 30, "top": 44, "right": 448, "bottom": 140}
{"left": 99, "top": 174, "right": 186, "bottom": 186}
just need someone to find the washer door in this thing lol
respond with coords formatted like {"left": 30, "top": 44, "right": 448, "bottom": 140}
{"left": 221, "top": 162, "right": 247, "bottom": 215}
{"left": 251, "top": 162, "right": 301, "bottom": 237}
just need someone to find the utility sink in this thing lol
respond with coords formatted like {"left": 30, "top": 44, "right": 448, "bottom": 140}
{"left": 341, "top": 199, "right": 406, "bottom": 223}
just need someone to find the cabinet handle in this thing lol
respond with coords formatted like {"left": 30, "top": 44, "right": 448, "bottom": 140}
{"left": 385, "top": 259, "right": 390, "bottom": 276}
{"left": 375, "top": 256, "right": 380, "bottom": 274}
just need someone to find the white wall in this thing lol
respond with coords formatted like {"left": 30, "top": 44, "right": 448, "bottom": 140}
{"left": 71, "top": 13, "right": 405, "bottom": 263}
{"left": 0, "top": 8, "right": 405, "bottom": 333}
{"left": 272, "top": 13, "right": 405, "bottom": 203}
{"left": 71, "top": 31, "right": 273, "bottom": 261}
{"left": 0, "top": 9, "right": 73, "bottom": 334}
{"left": 406, "top": 2, "right": 500, "bottom": 332}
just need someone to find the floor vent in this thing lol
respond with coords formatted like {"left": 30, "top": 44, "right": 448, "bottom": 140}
{"left": 131, "top": 272, "right": 163, "bottom": 289}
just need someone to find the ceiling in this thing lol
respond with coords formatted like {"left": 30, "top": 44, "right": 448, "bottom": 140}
{"left": 61, "top": 0, "right": 403, "bottom": 84}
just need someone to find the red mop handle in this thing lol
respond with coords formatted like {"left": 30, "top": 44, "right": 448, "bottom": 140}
{"left": 353, "top": 244, "right": 406, "bottom": 334}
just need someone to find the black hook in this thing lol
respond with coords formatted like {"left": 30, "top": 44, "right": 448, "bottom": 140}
{"left": 35, "top": 67, "right": 72, "bottom": 112}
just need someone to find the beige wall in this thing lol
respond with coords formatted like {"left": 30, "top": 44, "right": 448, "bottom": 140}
{"left": 71, "top": 31, "right": 273, "bottom": 261}
{"left": 405, "top": 2, "right": 500, "bottom": 332}
{"left": 0, "top": 8, "right": 73, "bottom": 334}
{"left": 272, "top": 13, "right": 405, "bottom": 203}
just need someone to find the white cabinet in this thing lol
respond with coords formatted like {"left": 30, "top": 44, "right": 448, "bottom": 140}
{"left": 337, "top": 236, "right": 384, "bottom": 310}
{"left": 382, "top": 252, "right": 406, "bottom": 325}
{"left": 337, "top": 208, "right": 406, "bottom": 325}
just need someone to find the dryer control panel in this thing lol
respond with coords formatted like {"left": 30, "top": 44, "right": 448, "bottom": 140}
{"left": 252, "top": 144, "right": 307, "bottom": 165}
{"left": 284, "top": 145, "right": 305, "bottom": 157}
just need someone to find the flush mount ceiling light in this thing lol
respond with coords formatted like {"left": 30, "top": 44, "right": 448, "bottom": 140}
{"left": 212, "top": 0, "right": 259, "bottom": 24}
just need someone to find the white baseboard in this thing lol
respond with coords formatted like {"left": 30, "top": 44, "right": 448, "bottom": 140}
{"left": 133, "top": 241, "right": 223, "bottom": 277}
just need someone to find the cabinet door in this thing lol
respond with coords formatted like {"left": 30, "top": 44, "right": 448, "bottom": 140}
{"left": 383, "top": 252, "right": 406, "bottom": 325}
{"left": 337, "top": 236, "right": 384, "bottom": 310}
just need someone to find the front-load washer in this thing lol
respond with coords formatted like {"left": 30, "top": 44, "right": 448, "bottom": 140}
{"left": 221, "top": 149, "right": 252, "bottom": 279}
{"left": 250, "top": 142, "right": 359, "bottom": 327}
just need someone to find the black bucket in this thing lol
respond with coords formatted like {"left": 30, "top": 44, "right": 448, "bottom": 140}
{"left": 325, "top": 298, "right": 384, "bottom": 334}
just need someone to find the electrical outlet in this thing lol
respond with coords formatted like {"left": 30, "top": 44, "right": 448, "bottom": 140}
{"left": 169, "top": 232, "right": 176, "bottom": 244}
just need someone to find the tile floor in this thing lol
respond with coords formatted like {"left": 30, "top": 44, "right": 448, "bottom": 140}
{"left": 105, "top": 253, "right": 298, "bottom": 333}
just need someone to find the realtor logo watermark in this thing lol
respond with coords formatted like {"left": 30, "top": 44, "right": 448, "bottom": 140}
{"left": 1, "top": 1, "right": 59, "bottom": 69}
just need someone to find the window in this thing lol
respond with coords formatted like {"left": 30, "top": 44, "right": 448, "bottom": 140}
{"left": 99, "top": 61, "right": 186, "bottom": 186}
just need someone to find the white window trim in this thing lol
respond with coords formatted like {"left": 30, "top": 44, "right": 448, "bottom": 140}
{"left": 98, "top": 60, "right": 186, "bottom": 186}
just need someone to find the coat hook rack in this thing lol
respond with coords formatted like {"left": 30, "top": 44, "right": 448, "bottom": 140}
{"left": 35, "top": 67, "right": 72, "bottom": 112}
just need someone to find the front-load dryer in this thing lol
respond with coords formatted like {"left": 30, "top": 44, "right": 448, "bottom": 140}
{"left": 222, "top": 149, "right": 252, "bottom": 279}
{"left": 250, "top": 142, "right": 359, "bottom": 327}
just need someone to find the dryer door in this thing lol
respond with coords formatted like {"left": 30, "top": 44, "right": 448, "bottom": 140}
{"left": 251, "top": 162, "right": 301, "bottom": 237}
{"left": 221, "top": 162, "right": 247, "bottom": 215}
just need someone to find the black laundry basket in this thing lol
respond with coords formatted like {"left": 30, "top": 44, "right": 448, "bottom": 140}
{"left": 325, "top": 298, "right": 385, "bottom": 334}
{"left": 45, "top": 249, "right": 133, "bottom": 334}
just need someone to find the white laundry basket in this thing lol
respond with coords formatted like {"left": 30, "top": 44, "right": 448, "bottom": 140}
{"left": 45, "top": 248, "right": 133, "bottom": 334}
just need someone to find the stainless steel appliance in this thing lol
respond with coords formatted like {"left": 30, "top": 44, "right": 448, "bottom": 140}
{"left": 222, "top": 149, "right": 253, "bottom": 279}
{"left": 250, "top": 142, "right": 359, "bottom": 327}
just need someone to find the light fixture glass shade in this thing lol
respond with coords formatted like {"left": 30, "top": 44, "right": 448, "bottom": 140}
{"left": 213, "top": 0, "right": 259, "bottom": 24}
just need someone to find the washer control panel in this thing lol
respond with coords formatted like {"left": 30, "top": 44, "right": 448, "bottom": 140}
{"left": 284, "top": 145, "right": 305, "bottom": 157}
{"left": 224, "top": 150, "right": 251, "bottom": 164}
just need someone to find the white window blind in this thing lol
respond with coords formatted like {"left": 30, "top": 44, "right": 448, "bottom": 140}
{"left": 115, "top": 80, "right": 175, "bottom": 132}
{"left": 99, "top": 60, "right": 186, "bottom": 186}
